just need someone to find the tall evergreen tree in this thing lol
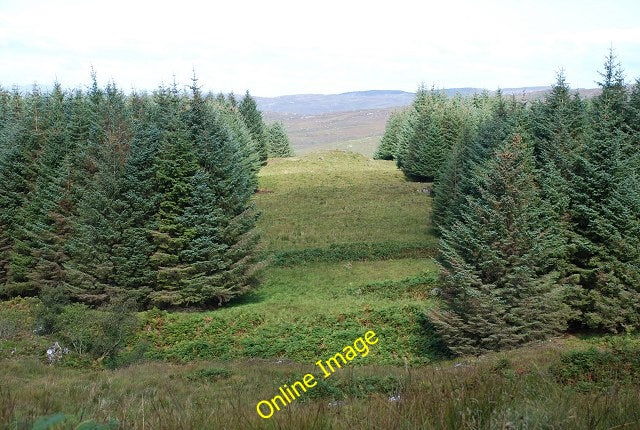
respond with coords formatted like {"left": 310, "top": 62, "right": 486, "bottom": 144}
{"left": 1, "top": 87, "right": 46, "bottom": 295}
{"left": 148, "top": 85, "right": 199, "bottom": 306}
{"left": 564, "top": 56, "right": 640, "bottom": 331}
{"left": 4, "top": 85, "right": 74, "bottom": 297}
{"left": 433, "top": 93, "right": 513, "bottom": 234}
{"left": 111, "top": 95, "right": 161, "bottom": 306}
{"left": 429, "top": 133, "right": 568, "bottom": 355}
{"left": 239, "top": 91, "right": 268, "bottom": 165}
{"left": 178, "top": 80, "right": 261, "bottom": 306}
{"left": 64, "top": 82, "right": 130, "bottom": 304}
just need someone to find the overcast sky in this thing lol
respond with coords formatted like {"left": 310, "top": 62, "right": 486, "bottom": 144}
{"left": 1, "top": 0, "right": 639, "bottom": 96}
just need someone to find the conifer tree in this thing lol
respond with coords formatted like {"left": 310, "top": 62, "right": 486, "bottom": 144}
{"left": 217, "top": 102, "right": 260, "bottom": 185}
{"left": 429, "top": 133, "right": 568, "bottom": 355}
{"left": 148, "top": 85, "right": 199, "bottom": 306}
{"left": 374, "top": 110, "right": 406, "bottom": 160}
{"left": 266, "top": 121, "right": 294, "bottom": 157}
{"left": 5, "top": 84, "right": 74, "bottom": 297}
{"left": 178, "top": 80, "right": 261, "bottom": 306}
{"left": 111, "top": 95, "right": 160, "bottom": 305}
{"left": 239, "top": 91, "right": 268, "bottom": 164}
{"left": 564, "top": 57, "right": 640, "bottom": 331}
{"left": 64, "top": 82, "right": 130, "bottom": 304}
{"left": 431, "top": 125, "right": 474, "bottom": 234}
{"left": 1, "top": 88, "right": 46, "bottom": 295}
{"left": 433, "top": 93, "right": 513, "bottom": 234}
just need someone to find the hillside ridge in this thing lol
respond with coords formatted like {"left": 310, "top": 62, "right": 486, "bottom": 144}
{"left": 256, "top": 87, "right": 600, "bottom": 115}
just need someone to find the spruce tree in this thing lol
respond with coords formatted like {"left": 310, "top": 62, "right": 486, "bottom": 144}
{"left": 374, "top": 110, "right": 406, "bottom": 160}
{"left": 1, "top": 88, "right": 45, "bottom": 295}
{"left": 431, "top": 125, "right": 475, "bottom": 234}
{"left": 178, "top": 81, "right": 261, "bottom": 306}
{"left": 564, "top": 58, "right": 640, "bottom": 331}
{"left": 239, "top": 91, "right": 268, "bottom": 165}
{"left": 429, "top": 133, "right": 568, "bottom": 355}
{"left": 434, "top": 93, "right": 514, "bottom": 234}
{"left": 111, "top": 95, "right": 160, "bottom": 306}
{"left": 148, "top": 85, "right": 199, "bottom": 306}
{"left": 266, "top": 121, "right": 294, "bottom": 157}
{"left": 5, "top": 84, "right": 74, "bottom": 297}
{"left": 64, "top": 82, "right": 130, "bottom": 304}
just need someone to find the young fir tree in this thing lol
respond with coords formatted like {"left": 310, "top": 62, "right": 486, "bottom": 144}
{"left": 429, "top": 133, "right": 568, "bottom": 356}
{"left": 239, "top": 91, "right": 268, "bottom": 165}
{"left": 564, "top": 55, "right": 640, "bottom": 332}
{"left": 177, "top": 79, "right": 261, "bottom": 306}
{"left": 148, "top": 85, "right": 199, "bottom": 306}
{"left": 266, "top": 121, "right": 294, "bottom": 157}
{"left": 373, "top": 110, "right": 407, "bottom": 160}
{"left": 397, "top": 88, "right": 449, "bottom": 181}
{"left": 4, "top": 84, "right": 74, "bottom": 297}
{"left": 217, "top": 101, "right": 260, "bottom": 185}
{"left": 64, "top": 82, "right": 130, "bottom": 304}
{"left": 1, "top": 87, "right": 47, "bottom": 296}
{"left": 110, "top": 95, "right": 161, "bottom": 306}
{"left": 432, "top": 93, "right": 514, "bottom": 235}
{"left": 431, "top": 124, "right": 475, "bottom": 235}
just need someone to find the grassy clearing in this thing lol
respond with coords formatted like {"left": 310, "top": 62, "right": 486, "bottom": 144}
{"left": 255, "top": 151, "right": 434, "bottom": 252}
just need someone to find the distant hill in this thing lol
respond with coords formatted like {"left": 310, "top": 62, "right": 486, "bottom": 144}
{"left": 263, "top": 107, "right": 397, "bottom": 157}
{"left": 260, "top": 87, "right": 601, "bottom": 157}
{"left": 256, "top": 87, "right": 602, "bottom": 115}
{"left": 255, "top": 90, "right": 415, "bottom": 115}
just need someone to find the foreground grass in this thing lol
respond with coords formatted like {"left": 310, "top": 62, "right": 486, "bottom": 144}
{"left": 3, "top": 339, "right": 640, "bottom": 429}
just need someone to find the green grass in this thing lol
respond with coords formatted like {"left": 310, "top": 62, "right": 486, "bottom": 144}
{"left": 3, "top": 341, "right": 640, "bottom": 429}
{"left": 255, "top": 151, "right": 434, "bottom": 252}
{"left": 321, "top": 136, "right": 381, "bottom": 158}
{"left": 138, "top": 258, "right": 438, "bottom": 364}
{"left": 2, "top": 150, "right": 640, "bottom": 429}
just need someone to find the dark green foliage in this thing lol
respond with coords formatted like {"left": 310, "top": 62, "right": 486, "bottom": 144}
{"left": 429, "top": 133, "right": 568, "bottom": 355}
{"left": 431, "top": 124, "right": 475, "bottom": 234}
{"left": 64, "top": 83, "right": 130, "bottom": 304}
{"left": 0, "top": 76, "right": 261, "bottom": 309}
{"left": 432, "top": 93, "right": 513, "bottom": 235}
{"left": 563, "top": 64, "right": 640, "bottom": 331}
{"left": 266, "top": 121, "right": 294, "bottom": 157}
{"left": 396, "top": 88, "right": 448, "bottom": 180}
{"left": 373, "top": 110, "right": 406, "bottom": 160}
{"left": 148, "top": 86, "right": 199, "bottom": 306}
{"left": 391, "top": 88, "right": 476, "bottom": 182}
{"left": 429, "top": 53, "right": 640, "bottom": 354}
{"left": 111, "top": 95, "right": 160, "bottom": 304}
{"left": 239, "top": 91, "right": 268, "bottom": 164}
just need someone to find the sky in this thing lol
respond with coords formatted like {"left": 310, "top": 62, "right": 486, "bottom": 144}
{"left": 1, "top": 0, "right": 639, "bottom": 97}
